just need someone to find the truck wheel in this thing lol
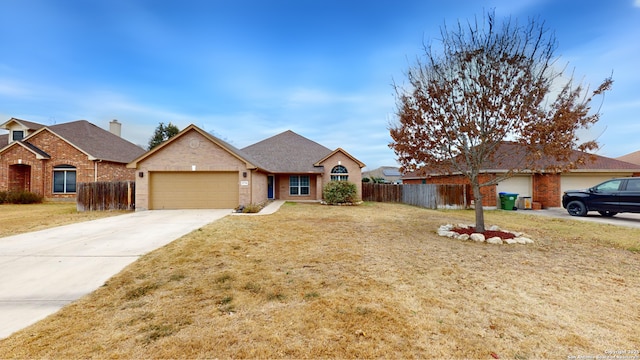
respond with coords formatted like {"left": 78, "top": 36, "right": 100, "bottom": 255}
{"left": 566, "top": 201, "right": 587, "bottom": 216}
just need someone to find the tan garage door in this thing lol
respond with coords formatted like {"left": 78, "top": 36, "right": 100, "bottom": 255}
{"left": 150, "top": 171, "right": 238, "bottom": 209}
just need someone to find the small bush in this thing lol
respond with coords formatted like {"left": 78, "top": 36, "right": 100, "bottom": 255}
{"left": 242, "top": 203, "right": 263, "bottom": 213}
{"left": 0, "top": 190, "right": 44, "bottom": 204}
{"left": 323, "top": 181, "right": 359, "bottom": 205}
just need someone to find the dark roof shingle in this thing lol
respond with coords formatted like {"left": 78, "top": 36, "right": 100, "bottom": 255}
{"left": 403, "top": 142, "right": 640, "bottom": 178}
{"left": 6, "top": 118, "right": 46, "bottom": 130}
{"left": 242, "top": 130, "right": 332, "bottom": 173}
{"left": 47, "top": 120, "right": 145, "bottom": 163}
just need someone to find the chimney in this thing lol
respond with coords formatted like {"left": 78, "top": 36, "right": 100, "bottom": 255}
{"left": 109, "top": 119, "right": 121, "bottom": 137}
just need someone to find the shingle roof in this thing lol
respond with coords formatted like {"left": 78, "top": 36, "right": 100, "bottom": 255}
{"left": 9, "top": 118, "right": 46, "bottom": 130}
{"left": 22, "top": 141, "right": 51, "bottom": 159}
{"left": 475, "top": 142, "right": 640, "bottom": 172}
{"left": 616, "top": 150, "right": 640, "bottom": 166}
{"left": 46, "top": 120, "right": 145, "bottom": 163}
{"left": 0, "top": 134, "right": 7, "bottom": 145}
{"left": 241, "top": 130, "right": 332, "bottom": 173}
{"left": 403, "top": 142, "right": 640, "bottom": 178}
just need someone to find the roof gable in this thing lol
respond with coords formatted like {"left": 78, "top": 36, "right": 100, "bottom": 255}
{"left": 315, "top": 148, "right": 365, "bottom": 168}
{"left": 128, "top": 124, "right": 261, "bottom": 169}
{"left": 242, "top": 130, "right": 332, "bottom": 173}
{"left": 1, "top": 118, "right": 145, "bottom": 164}
{"left": 0, "top": 139, "right": 51, "bottom": 160}
{"left": 0, "top": 118, "right": 45, "bottom": 131}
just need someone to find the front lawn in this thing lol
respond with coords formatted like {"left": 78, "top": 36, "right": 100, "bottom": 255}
{"left": 1, "top": 202, "right": 638, "bottom": 358}
{"left": 0, "top": 202, "right": 129, "bottom": 238}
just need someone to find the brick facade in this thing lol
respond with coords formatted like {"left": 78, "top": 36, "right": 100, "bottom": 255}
{"left": 0, "top": 129, "right": 136, "bottom": 200}
{"left": 531, "top": 173, "right": 562, "bottom": 208}
{"left": 319, "top": 151, "right": 364, "bottom": 200}
{"left": 129, "top": 126, "right": 366, "bottom": 210}
{"left": 132, "top": 130, "right": 256, "bottom": 210}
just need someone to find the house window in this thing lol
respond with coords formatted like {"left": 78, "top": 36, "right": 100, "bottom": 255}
{"left": 330, "top": 165, "right": 348, "bottom": 181}
{"left": 12, "top": 130, "right": 24, "bottom": 141}
{"left": 289, "top": 175, "right": 310, "bottom": 195}
{"left": 53, "top": 165, "right": 77, "bottom": 193}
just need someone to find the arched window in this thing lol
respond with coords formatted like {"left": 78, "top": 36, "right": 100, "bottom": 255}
{"left": 53, "top": 164, "right": 77, "bottom": 193}
{"left": 331, "top": 165, "right": 348, "bottom": 181}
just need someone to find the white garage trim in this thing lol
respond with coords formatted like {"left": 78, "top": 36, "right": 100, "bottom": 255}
{"left": 496, "top": 175, "right": 532, "bottom": 206}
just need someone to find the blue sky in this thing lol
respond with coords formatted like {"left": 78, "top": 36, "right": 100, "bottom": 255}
{"left": 0, "top": 0, "right": 638, "bottom": 170}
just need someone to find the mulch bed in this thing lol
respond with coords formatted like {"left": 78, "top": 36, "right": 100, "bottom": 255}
{"left": 451, "top": 227, "right": 516, "bottom": 239}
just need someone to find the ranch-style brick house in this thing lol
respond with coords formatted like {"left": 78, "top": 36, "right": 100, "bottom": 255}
{"left": 402, "top": 142, "right": 640, "bottom": 209}
{"left": 0, "top": 118, "right": 145, "bottom": 200}
{"left": 127, "top": 124, "right": 365, "bottom": 210}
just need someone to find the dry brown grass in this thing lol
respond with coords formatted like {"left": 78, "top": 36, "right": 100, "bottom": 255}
{"left": 0, "top": 202, "right": 129, "bottom": 238}
{"left": 1, "top": 202, "right": 639, "bottom": 359}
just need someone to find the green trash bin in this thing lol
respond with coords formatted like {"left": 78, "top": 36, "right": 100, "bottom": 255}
{"left": 499, "top": 192, "right": 519, "bottom": 210}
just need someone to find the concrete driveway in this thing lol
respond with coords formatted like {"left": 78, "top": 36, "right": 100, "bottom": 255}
{"left": 523, "top": 207, "right": 640, "bottom": 229}
{"left": 0, "top": 209, "right": 230, "bottom": 339}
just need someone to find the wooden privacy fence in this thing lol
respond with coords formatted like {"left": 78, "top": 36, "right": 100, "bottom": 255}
{"left": 362, "top": 183, "right": 403, "bottom": 202}
{"left": 76, "top": 181, "right": 135, "bottom": 211}
{"left": 362, "top": 183, "right": 467, "bottom": 209}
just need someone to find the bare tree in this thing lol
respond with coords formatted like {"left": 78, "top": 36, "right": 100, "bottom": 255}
{"left": 389, "top": 11, "right": 612, "bottom": 232}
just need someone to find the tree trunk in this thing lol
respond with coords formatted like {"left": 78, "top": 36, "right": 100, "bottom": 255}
{"left": 472, "top": 183, "right": 486, "bottom": 233}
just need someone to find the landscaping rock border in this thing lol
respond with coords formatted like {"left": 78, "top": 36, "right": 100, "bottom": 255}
{"left": 437, "top": 224, "right": 534, "bottom": 245}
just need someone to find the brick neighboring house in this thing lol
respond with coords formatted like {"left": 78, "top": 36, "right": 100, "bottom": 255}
{"left": 0, "top": 118, "right": 146, "bottom": 200}
{"left": 402, "top": 142, "right": 640, "bottom": 208}
{"left": 127, "top": 124, "right": 365, "bottom": 210}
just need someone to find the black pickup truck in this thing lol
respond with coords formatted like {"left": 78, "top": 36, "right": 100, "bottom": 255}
{"left": 562, "top": 177, "right": 640, "bottom": 217}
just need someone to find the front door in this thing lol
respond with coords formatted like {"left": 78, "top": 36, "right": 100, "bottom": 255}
{"left": 268, "top": 175, "right": 274, "bottom": 199}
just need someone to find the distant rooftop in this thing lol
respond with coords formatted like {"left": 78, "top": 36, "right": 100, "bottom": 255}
{"left": 382, "top": 168, "right": 402, "bottom": 177}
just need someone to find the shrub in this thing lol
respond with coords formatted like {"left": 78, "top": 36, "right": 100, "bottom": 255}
{"left": 0, "top": 190, "right": 44, "bottom": 204}
{"left": 323, "top": 181, "right": 358, "bottom": 205}
{"left": 242, "top": 203, "right": 263, "bottom": 213}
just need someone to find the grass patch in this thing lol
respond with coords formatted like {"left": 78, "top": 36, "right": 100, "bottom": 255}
{"left": 303, "top": 291, "right": 320, "bottom": 299}
{"left": 124, "top": 282, "right": 161, "bottom": 301}
{"left": 0, "top": 202, "right": 129, "bottom": 238}
{"left": 1, "top": 202, "right": 639, "bottom": 359}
